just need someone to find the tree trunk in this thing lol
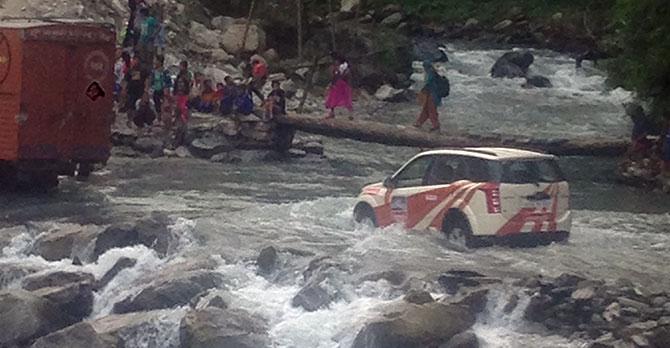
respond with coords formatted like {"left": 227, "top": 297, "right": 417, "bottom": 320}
{"left": 297, "top": 0, "right": 303, "bottom": 60}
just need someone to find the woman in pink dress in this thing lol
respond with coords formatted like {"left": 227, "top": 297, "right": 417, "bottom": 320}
{"left": 325, "top": 53, "right": 354, "bottom": 120}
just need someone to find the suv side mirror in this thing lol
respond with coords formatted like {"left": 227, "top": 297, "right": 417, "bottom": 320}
{"left": 383, "top": 176, "right": 395, "bottom": 189}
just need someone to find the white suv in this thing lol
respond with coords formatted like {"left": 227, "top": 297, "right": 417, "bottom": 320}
{"left": 354, "top": 147, "right": 571, "bottom": 247}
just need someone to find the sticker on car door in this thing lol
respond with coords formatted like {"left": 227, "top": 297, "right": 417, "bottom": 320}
{"left": 391, "top": 197, "right": 408, "bottom": 223}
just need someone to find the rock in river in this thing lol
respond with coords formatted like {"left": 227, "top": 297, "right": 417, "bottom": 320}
{"left": 112, "top": 270, "right": 224, "bottom": 314}
{"left": 30, "top": 322, "right": 111, "bottom": 348}
{"left": 351, "top": 301, "right": 476, "bottom": 348}
{"left": 0, "top": 290, "right": 73, "bottom": 346}
{"left": 180, "top": 307, "right": 270, "bottom": 348}
{"left": 491, "top": 51, "right": 535, "bottom": 78}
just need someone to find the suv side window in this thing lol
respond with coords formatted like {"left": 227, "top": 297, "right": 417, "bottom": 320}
{"left": 394, "top": 155, "right": 434, "bottom": 188}
{"left": 461, "top": 157, "right": 492, "bottom": 182}
{"left": 423, "top": 155, "right": 461, "bottom": 186}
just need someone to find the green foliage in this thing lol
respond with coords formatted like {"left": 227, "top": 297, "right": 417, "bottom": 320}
{"left": 607, "top": 0, "right": 670, "bottom": 121}
{"left": 367, "top": 0, "right": 599, "bottom": 23}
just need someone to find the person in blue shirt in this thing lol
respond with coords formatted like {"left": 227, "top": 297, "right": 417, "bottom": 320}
{"left": 413, "top": 61, "right": 442, "bottom": 132}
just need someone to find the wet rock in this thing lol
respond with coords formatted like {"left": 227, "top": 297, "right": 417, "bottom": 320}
{"left": 503, "top": 294, "right": 520, "bottom": 314}
{"left": 493, "top": 19, "right": 514, "bottom": 31}
{"left": 93, "top": 224, "right": 137, "bottom": 259}
{"left": 438, "top": 274, "right": 482, "bottom": 295}
{"left": 359, "top": 270, "right": 407, "bottom": 286}
{"left": 89, "top": 309, "right": 179, "bottom": 347}
{"left": 132, "top": 136, "right": 164, "bottom": 154}
{"left": 289, "top": 149, "right": 308, "bottom": 158}
{"left": 30, "top": 226, "right": 98, "bottom": 261}
{"left": 351, "top": 302, "right": 476, "bottom": 348}
{"left": 216, "top": 118, "right": 241, "bottom": 136}
{"left": 175, "top": 146, "right": 192, "bottom": 158}
{"left": 375, "top": 84, "right": 409, "bottom": 102}
{"left": 604, "top": 302, "right": 622, "bottom": 322}
{"left": 555, "top": 273, "right": 586, "bottom": 288}
{"left": 631, "top": 335, "right": 650, "bottom": 347}
{"left": 440, "top": 331, "right": 479, "bottom": 348}
{"left": 207, "top": 295, "right": 228, "bottom": 310}
{"left": 93, "top": 257, "right": 137, "bottom": 291}
{"left": 292, "top": 283, "right": 332, "bottom": 312}
{"left": 523, "top": 75, "right": 553, "bottom": 88}
{"left": 524, "top": 293, "right": 553, "bottom": 322}
{"left": 491, "top": 51, "right": 534, "bottom": 78}
{"left": 210, "top": 152, "right": 242, "bottom": 164}
{"left": 381, "top": 12, "right": 404, "bottom": 27}
{"left": 190, "top": 135, "right": 234, "bottom": 159}
{"left": 648, "top": 326, "right": 670, "bottom": 348}
{"left": 180, "top": 307, "right": 270, "bottom": 348}
{"left": 112, "top": 270, "right": 224, "bottom": 313}
{"left": 0, "top": 290, "right": 73, "bottom": 346}
{"left": 621, "top": 321, "right": 658, "bottom": 338}
{"left": 93, "top": 214, "right": 175, "bottom": 260}
{"left": 452, "top": 288, "right": 490, "bottom": 315}
{"left": 32, "top": 282, "right": 94, "bottom": 323}
{"left": 651, "top": 296, "right": 667, "bottom": 308}
{"left": 29, "top": 322, "right": 111, "bottom": 348}
{"left": 618, "top": 297, "right": 652, "bottom": 314}
{"left": 0, "top": 263, "right": 40, "bottom": 287}
{"left": 134, "top": 213, "right": 175, "bottom": 257}
{"left": 22, "top": 271, "right": 95, "bottom": 291}
{"left": 256, "top": 246, "right": 279, "bottom": 275}
{"left": 404, "top": 290, "right": 434, "bottom": 305}
{"left": 221, "top": 23, "right": 266, "bottom": 54}
{"left": 572, "top": 287, "right": 596, "bottom": 301}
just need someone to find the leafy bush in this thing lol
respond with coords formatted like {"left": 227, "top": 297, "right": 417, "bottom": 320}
{"left": 607, "top": 0, "right": 670, "bottom": 122}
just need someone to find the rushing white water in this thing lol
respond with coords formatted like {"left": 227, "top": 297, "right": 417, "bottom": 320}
{"left": 0, "top": 46, "right": 666, "bottom": 347}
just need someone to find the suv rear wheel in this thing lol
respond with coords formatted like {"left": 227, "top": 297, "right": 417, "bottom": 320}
{"left": 443, "top": 214, "right": 479, "bottom": 249}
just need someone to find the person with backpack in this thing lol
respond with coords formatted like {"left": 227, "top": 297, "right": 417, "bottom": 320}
{"left": 413, "top": 60, "right": 449, "bottom": 132}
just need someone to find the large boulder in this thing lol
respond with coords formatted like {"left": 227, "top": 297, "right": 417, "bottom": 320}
{"left": 292, "top": 283, "right": 332, "bottom": 312}
{"left": 523, "top": 75, "right": 553, "bottom": 88}
{"left": 32, "top": 283, "right": 94, "bottom": 323}
{"left": 179, "top": 307, "right": 270, "bottom": 348}
{"left": 0, "top": 262, "right": 40, "bottom": 288}
{"left": 22, "top": 271, "right": 94, "bottom": 291}
{"left": 30, "top": 322, "right": 112, "bottom": 348}
{"left": 211, "top": 16, "right": 235, "bottom": 31}
{"left": 190, "top": 135, "right": 235, "bottom": 159}
{"left": 221, "top": 23, "right": 267, "bottom": 54}
{"left": 30, "top": 225, "right": 99, "bottom": 261}
{"left": 440, "top": 331, "right": 479, "bottom": 348}
{"left": 93, "top": 214, "right": 175, "bottom": 260}
{"left": 190, "top": 21, "right": 222, "bottom": 49}
{"left": 22, "top": 271, "right": 95, "bottom": 323}
{"left": 491, "top": 51, "right": 535, "bottom": 78}
{"left": 112, "top": 270, "right": 224, "bottom": 313}
{"left": 256, "top": 246, "right": 279, "bottom": 275}
{"left": 89, "top": 309, "right": 181, "bottom": 347}
{"left": 0, "top": 290, "right": 73, "bottom": 346}
{"left": 351, "top": 302, "right": 477, "bottom": 348}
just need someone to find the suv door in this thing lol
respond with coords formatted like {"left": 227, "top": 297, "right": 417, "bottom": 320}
{"left": 389, "top": 155, "right": 464, "bottom": 229}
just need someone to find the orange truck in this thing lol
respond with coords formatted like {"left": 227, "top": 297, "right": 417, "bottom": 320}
{"left": 0, "top": 19, "right": 115, "bottom": 189}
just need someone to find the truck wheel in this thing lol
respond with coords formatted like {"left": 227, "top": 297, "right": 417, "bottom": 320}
{"left": 18, "top": 170, "right": 58, "bottom": 191}
{"left": 354, "top": 204, "right": 377, "bottom": 227}
{"left": 76, "top": 162, "right": 93, "bottom": 180}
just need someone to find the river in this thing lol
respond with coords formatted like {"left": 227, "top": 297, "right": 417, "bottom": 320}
{"left": 1, "top": 47, "right": 669, "bottom": 347}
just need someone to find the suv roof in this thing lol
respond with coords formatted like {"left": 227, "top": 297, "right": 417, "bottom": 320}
{"left": 419, "top": 147, "right": 555, "bottom": 161}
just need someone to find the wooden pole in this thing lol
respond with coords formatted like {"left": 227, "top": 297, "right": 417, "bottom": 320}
{"left": 298, "top": 55, "right": 321, "bottom": 114}
{"left": 327, "top": 0, "right": 336, "bottom": 52}
{"left": 297, "top": 0, "right": 303, "bottom": 60}
{"left": 240, "top": 0, "right": 257, "bottom": 54}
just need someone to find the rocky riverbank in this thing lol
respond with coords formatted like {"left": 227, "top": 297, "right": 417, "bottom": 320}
{"left": 1, "top": 213, "right": 669, "bottom": 348}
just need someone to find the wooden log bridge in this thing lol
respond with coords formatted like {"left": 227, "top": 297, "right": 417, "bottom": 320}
{"left": 275, "top": 114, "right": 629, "bottom": 157}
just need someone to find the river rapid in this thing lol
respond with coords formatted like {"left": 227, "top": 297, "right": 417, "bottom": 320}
{"left": 1, "top": 47, "right": 670, "bottom": 347}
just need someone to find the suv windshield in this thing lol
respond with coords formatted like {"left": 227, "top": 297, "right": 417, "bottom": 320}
{"left": 490, "top": 159, "right": 565, "bottom": 184}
